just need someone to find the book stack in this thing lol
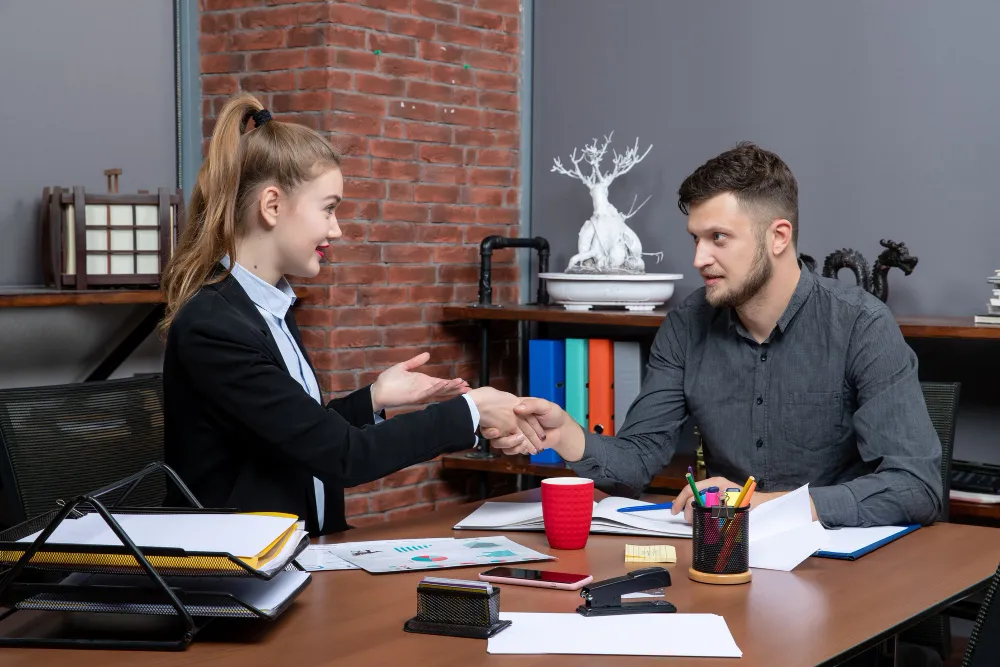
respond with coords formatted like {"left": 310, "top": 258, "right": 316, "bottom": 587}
{"left": 526, "top": 338, "right": 648, "bottom": 464}
{"left": 974, "top": 270, "right": 1000, "bottom": 325}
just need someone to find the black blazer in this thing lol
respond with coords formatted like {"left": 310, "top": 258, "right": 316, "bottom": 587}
{"left": 162, "top": 272, "right": 476, "bottom": 534}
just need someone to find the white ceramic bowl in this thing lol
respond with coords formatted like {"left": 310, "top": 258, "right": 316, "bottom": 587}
{"left": 538, "top": 272, "right": 684, "bottom": 311}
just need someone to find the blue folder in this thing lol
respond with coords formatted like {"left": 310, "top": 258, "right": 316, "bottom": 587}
{"left": 527, "top": 339, "right": 565, "bottom": 464}
{"left": 813, "top": 524, "right": 920, "bottom": 560}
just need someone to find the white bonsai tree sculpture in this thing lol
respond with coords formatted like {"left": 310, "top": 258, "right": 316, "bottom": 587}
{"left": 551, "top": 132, "right": 662, "bottom": 274}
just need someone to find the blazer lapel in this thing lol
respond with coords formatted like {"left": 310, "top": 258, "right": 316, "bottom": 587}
{"left": 207, "top": 272, "right": 290, "bottom": 374}
{"left": 283, "top": 310, "right": 317, "bottom": 376}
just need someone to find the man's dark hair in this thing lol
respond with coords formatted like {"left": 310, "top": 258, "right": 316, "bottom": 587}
{"left": 677, "top": 142, "right": 799, "bottom": 247}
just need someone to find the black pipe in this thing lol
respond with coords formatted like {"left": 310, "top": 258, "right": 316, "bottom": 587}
{"left": 477, "top": 236, "right": 550, "bottom": 307}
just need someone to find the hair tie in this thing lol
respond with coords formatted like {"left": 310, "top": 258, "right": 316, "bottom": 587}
{"left": 251, "top": 108, "right": 272, "bottom": 128}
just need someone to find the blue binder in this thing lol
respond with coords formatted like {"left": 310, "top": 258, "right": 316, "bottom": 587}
{"left": 813, "top": 524, "right": 920, "bottom": 560}
{"left": 527, "top": 339, "right": 565, "bottom": 464}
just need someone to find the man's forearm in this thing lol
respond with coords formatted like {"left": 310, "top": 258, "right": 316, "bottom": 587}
{"left": 562, "top": 428, "right": 677, "bottom": 494}
{"left": 809, "top": 470, "right": 941, "bottom": 528}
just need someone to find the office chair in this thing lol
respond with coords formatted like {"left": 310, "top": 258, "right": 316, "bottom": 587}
{"left": 0, "top": 375, "right": 166, "bottom": 529}
{"left": 899, "top": 381, "right": 961, "bottom": 660}
{"left": 962, "top": 561, "right": 1000, "bottom": 666}
{"left": 921, "top": 381, "right": 960, "bottom": 522}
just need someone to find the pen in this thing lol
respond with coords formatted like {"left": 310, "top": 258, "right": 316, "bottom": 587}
{"left": 617, "top": 502, "right": 673, "bottom": 513}
{"left": 686, "top": 472, "right": 704, "bottom": 508}
{"left": 617, "top": 490, "right": 706, "bottom": 513}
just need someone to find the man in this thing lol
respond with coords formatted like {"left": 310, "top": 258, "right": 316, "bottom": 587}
{"left": 486, "top": 142, "right": 942, "bottom": 528}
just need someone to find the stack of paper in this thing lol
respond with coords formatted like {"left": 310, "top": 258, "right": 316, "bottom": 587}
{"left": 454, "top": 497, "right": 692, "bottom": 538}
{"left": 487, "top": 613, "right": 742, "bottom": 657}
{"left": 18, "top": 512, "right": 303, "bottom": 572}
{"left": 31, "top": 569, "right": 311, "bottom": 618}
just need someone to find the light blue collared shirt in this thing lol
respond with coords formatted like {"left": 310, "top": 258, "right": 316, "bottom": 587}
{"left": 226, "top": 259, "right": 332, "bottom": 530}
{"left": 224, "top": 259, "right": 480, "bottom": 532}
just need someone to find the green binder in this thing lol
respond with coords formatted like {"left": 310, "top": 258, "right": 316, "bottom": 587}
{"left": 565, "top": 338, "right": 589, "bottom": 429}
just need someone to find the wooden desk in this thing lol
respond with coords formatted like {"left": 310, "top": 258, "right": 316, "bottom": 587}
{"left": 6, "top": 489, "right": 999, "bottom": 667}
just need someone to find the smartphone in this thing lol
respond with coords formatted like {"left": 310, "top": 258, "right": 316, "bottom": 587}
{"left": 478, "top": 566, "right": 593, "bottom": 590}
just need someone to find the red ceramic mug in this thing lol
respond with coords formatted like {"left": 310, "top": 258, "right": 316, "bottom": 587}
{"left": 541, "top": 477, "right": 595, "bottom": 550}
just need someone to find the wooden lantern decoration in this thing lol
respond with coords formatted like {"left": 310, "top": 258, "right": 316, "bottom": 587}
{"left": 40, "top": 169, "right": 186, "bottom": 289}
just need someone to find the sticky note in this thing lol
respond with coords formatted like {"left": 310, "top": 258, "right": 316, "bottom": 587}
{"left": 625, "top": 544, "right": 677, "bottom": 563}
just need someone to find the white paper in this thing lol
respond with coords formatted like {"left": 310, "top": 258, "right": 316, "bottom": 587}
{"left": 332, "top": 536, "right": 554, "bottom": 574}
{"left": 258, "top": 525, "right": 308, "bottom": 574}
{"left": 18, "top": 513, "right": 298, "bottom": 560}
{"left": 454, "top": 497, "right": 692, "bottom": 538}
{"left": 294, "top": 545, "right": 359, "bottom": 571}
{"left": 747, "top": 484, "right": 828, "bottom": 571}
{"left": 487, "top": 612, "right": 742, "bottom": 658}
{"left": 751, "top": 520, "right": 828, "bottom": 571}
{"left": 53, "top": 570, "right": 310, "bottom": 617}
{"left": 818, "top": 525, "right": 913, "bottom": 555}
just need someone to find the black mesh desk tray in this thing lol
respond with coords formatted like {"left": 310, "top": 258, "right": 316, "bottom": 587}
{"left": 0, "top": 462, "right": 310, "bottom": 651}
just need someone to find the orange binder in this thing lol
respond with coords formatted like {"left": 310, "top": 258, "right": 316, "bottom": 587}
{"left": 587, "top": 338, "right": 615, "bottom": 436}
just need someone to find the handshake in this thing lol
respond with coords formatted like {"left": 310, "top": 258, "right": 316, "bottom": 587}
{"left": 466, "top": 387, "right": 587, "bottom": 463}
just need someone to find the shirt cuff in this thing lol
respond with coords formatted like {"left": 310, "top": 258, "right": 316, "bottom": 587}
{"left": 373, "top": 412, "right": 384, "bottom": 424}
{"left": 565, "top": 430, "right": 605, "bottom": 476}
{"left": 462, "top": 393, "right": 480, "bottom": 432}
{"left": 809, "top": 484, "right": 857, "bottom": 528}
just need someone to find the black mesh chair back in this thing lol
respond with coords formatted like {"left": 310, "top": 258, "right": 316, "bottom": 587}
{"left": 963, "top": 562, "right": 1000, "bottom": 666}
{"left": 898, "top": 381, "right": 961, "bottom": 661}
{"left": 0, "top": 375, "right": 165, "bottom": 529}
{"left": 920, "top": 381, "right": 960, "bottom": 522}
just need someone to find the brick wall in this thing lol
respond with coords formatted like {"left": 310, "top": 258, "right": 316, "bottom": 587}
{"left": 199, "top": 0, "right": 522, "bottom": 526}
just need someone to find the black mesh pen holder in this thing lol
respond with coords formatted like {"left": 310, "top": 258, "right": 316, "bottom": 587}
{"left": 688, "top": 505, "right": 752, "bottom": 585}
{"left": 403, "top": 586, "right": 511, "bottom": 639}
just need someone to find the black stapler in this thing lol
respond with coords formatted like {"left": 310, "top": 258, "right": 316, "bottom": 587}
{"left": 576, "top": 567, "right": 677, "bottom": 617}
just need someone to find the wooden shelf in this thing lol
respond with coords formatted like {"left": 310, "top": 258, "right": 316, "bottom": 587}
{"left": 441, "top": 451, "right": 695, "bottom": 492}
{"left": 0, "top": 286, "right": 309, "bottom": 308}
{"left": 442, "top": 304, "right": 1000, "bottom": 340}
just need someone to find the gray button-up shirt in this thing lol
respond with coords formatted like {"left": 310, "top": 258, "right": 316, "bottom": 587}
{"left": 568, "top": 268, "right": 943, "bottom": 528}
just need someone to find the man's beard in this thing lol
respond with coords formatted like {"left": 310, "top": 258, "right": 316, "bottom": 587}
{"left": 706, "top": 238, "right": 773, "bottom": 308}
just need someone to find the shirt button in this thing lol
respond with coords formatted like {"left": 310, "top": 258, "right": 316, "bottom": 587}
{"left": 755, "top": 396, "right": 763, "bottom": 405}
{"left": 760, "top": 352, "right": 767, "bottom": 362}
{"left": 756, "top": 438, "right": 763, "bottom": 448}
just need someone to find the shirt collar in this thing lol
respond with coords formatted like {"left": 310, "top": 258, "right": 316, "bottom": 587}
{"left": 220, "top": 255, "right": 296, "bottom": 320}
{"left": 725, "top": 261, "right": 815, "bottom": 338}
{"left": 774, "top": 263, "right": 815, "bottom": 334}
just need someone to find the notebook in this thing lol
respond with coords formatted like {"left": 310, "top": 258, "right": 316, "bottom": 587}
{"left": 814, "top": 524, "right": 920, "bottom": 560}
{"left": 454, "top": 497, "right": 692, "bottom": 538}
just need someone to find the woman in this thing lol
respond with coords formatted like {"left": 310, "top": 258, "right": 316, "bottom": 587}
{"left": 159, "top": 93, "right": 528, "bottom": 534}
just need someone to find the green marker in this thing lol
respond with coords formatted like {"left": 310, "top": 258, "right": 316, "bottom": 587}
{"left": 686, "top": 472, "right": 704, "bottom": 508}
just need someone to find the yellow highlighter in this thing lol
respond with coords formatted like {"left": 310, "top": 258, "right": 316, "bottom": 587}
{"left": 735, "top": 476, "right": 756, "bottom": 508}
{"left": 724, "top": 487, "right": 741, "bottom": 507}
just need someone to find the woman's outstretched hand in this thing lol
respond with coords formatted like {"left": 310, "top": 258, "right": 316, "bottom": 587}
{"left": 371, "top": 352, "right": 469, "bottom": 412}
